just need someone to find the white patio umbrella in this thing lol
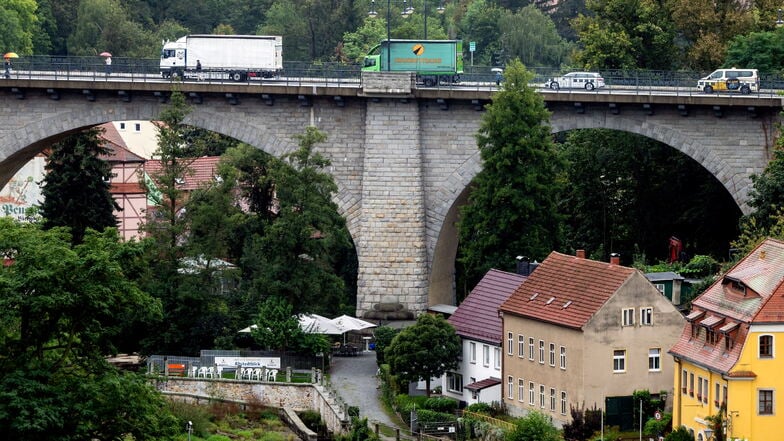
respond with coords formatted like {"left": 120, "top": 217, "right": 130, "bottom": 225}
{"left": 331, "top": 314, "right": 377, "bottom": 344}
{"left": 238, "top": 324, "right": 258, "bottom": 333}
{"left": 298, "top": 313, "right": 343, "bottom": 335}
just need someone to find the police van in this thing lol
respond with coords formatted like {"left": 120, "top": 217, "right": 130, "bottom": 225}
{"left": 697, "top": 68, "right": 759, "bottom": 94}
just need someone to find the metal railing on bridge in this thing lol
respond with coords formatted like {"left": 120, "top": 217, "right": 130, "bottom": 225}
{"left": 4, "top": 56, "right": 784, "bottom": 97}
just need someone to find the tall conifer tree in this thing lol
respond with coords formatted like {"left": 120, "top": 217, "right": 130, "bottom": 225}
{"left": 457, "top": 59, "right": 563, "bottom": 290}
{"left": 40, "top": 127, "right": 119, "bottom": 244}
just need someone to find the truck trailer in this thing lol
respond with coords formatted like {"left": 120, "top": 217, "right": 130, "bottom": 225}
{"left": 160, "top": 34, "right": 283, "bottom": 81}
{"left": 362, "top": 39, "right": 463, "bottom": 86}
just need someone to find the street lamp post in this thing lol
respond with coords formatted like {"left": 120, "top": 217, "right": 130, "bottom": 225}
{"left": 777, "top": 8, "right": 784, "bottom": 27}
{"left": 369, "top": 0, "right": 413, "bottom": 71}
{"left": 422, "top": 1, "right": 445, "bottom": 39}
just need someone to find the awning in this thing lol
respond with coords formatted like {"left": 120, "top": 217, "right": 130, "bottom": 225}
{"left": 700, "top": 315, "right": 725, "bottom": 328}
{"left": 465, "top": 377, "right": 502, "bottom": 391}
{"left": 719, "top": 322, "right": 739, "bottom": 333}
{"left": 686, "top": 310, "right": 705, "bottom": 322}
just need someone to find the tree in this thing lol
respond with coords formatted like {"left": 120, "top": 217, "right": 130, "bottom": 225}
{"left": 0, "top": 0, "right": 38, "bottom": 55}
{"left": 384, "top": 314, "right": 461, "bottom": 397}
{"left": 372, "top": 325, "right": 399, "bottom": 366}
{"left": 250, "top": 296, "right": 329, "bottom": 355}
{"left": 506, "top": 411, "right": 561, "bottom": 441}
{"left": 39, "top": 127, "right": 119, "bottom": 245}
{"left": 573, "top": 0, "right": 677, "bottom": 70}
{"left": 457, "top": 59, "right": 563, "bottom": 290}
{"left": 341, "top": 16, "right": 388, "bottom": 62}
{"left": 457, "top": 0, "right": 504, "bottom": 66}
{"left": 240, "top": 127, "right": 354, "bottom": 316}
{"left": 725, "top": 28, "right": 784, "bottom": 75}
{"left": 666, "top": 426, "right": 695, "bottom": 441}
{"left": 499, "top": 5, "right": 572, "bottom": 68}
{"left": 667, "top": 0, "right": 755, "bottom": 70}
{"left": 0, "top": 218, "right": 177, "bottom": 440}
{"left": 67, "top": 0, "right": 159, "bottom": 57}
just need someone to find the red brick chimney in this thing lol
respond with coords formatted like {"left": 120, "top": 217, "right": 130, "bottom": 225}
{"left": 576, "top": 249, "right": 586, "bottom": 259}
{"left": 610, "top": 253, "right": 620, "bottom": 265}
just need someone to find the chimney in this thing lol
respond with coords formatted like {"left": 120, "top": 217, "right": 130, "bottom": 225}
{"left": 516, "top": 256, "right": 530, "bottom": 276}
{"left": 610, "top": 253, "right": 620, "bottom": 265}
{"left": 576, "top": 249, "right": 586, "bottom": 259}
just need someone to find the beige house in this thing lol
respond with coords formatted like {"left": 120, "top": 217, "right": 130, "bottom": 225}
{"left": 499, "top": 251, "right": 685, "bottom": 428}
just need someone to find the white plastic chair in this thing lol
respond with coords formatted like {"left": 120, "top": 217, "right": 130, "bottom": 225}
{"left": 267, "top": 369, "right": 278, "bottom": 382}
{"left": 197, "top": 367, "right": 208, "bottom": 378}
{"left": 205, "top": 367, "right": 215, "bottom": 378}
{"left": 252, "top": 368, "right": 262, "bottom": 381}
{"left": 191, "top": 366, "right": 198, "bottom": 377}
{"left": 215, "top": 366, "right": 223, "bottom": 378}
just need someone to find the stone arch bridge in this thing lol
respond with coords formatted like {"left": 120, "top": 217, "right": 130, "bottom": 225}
{"left": 0, "top": 73, "right": 780, "bottom": 317}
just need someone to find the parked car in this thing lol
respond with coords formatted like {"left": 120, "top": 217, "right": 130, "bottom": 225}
{"left": 545, "top": 72, "right": 605, "bottom": 91}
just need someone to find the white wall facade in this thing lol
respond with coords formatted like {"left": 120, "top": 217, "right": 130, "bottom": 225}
{"left": 442, "top": 338, "right": 502, "bottom": 405}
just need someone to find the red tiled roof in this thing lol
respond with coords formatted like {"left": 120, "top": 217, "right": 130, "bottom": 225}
{"left": 670, "top": 238, "right": 784, "bottom": 374}
{"left": 465, "top": 377, "right": 502, "bottom": 391}
{"left": 694, "top": 238, "right": 784, "bottom": 322}
{"left": 145, "top": 157, "right": 221, "bottom": 191}
{"left": 725, "top": 370, "right": 756, "bottom": 378}
{"left": 686, "top": 310, "right": 705, "bottom": 321}
{"left": 499, "top": 251, "right": 635, "bottom": 329}
{"left": 700, "top": 315, "right": 724, "bottom": 328}
{"left": 99, "top": 122, "right": 128, "bottom": 150}
{"left": 448, "top": 269, "right": 527, "bottom": 344}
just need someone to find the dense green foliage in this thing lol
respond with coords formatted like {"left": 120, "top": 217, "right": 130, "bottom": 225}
{"left": 505, "top": 411, "right": 561, "bottom": 441}
{"left": 385, "top": 314, "right": 461, "bottom": 397}
{"left": 0, "top": 218, "right": 179, "bottom": 440}
{"left": 458, "top": 59, "right": 563, "bottom": 288}
{"left": 39, "top": 127, "right": 119, "bottom": 245}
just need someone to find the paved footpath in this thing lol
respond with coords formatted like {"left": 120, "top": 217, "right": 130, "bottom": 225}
{"left": 329, "top": 350, "right": 404, "bottom": 429}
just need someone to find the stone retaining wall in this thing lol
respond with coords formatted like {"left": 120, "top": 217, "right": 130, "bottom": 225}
{"left": 153, "top": 377, "right": 348, "bottom": 434}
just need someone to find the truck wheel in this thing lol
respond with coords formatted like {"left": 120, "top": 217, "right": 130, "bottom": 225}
{"left": 231, "top": 72, "right": 244, "bottom": 82}
{"left": 703, "top": 85, "right": 713, "bottom": 94}
{"left": 424, "top": 78, "right": 435, "bottom": 87}
{"left": 740, "top": 85, "right": 751, "bottom": 94}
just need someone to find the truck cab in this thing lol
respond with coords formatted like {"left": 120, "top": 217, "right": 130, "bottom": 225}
{"left": 160, "top": 37, "right": 187, "bottom": 78}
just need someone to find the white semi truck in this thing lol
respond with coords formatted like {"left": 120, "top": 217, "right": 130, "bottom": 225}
{"left": 160, "top": 34, "right": 283, "bottom": 81}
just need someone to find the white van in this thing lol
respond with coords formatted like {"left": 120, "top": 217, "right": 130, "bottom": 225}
{"left": 697, "top": 68, "right": 759, "bottom": 94}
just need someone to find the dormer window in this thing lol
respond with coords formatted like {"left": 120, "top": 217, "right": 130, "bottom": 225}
{"left": 730, "top": 280, "right": 746, "bottom": 295}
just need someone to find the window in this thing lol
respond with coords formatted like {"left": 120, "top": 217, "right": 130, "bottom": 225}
{"left": 508, "top": 376, "right": 514, "bottom": 399}
{"left": 640, "top": 307, "right": 653, "bottom": 326}
{"left": 550, "top": 387, "right": 556, "bottom": 411}
{"left": 134, "top": 123, "right": 141, "bottom": 132}
{"left": 483, "top": 345, "right": 490, "bottom": 367}
{"left": 518, "top": 335, "right": 525, "bottom": 358}
{"left": 689, "top": 373, "right": 695, "bottom": 397}
{"left": 529, "top": 338, "right": 535, "bottom": 361}
{"left": 494, "top": 347, "right": 501, "bottom": 370}
{"left": 507, "top": 332, "right": 514, "bottom": 355}
{"left": 560, "top": 346, "right": 567, "bottom": 370}
{"left": 447, "top": 372, "right": 463, "bottom": 392}
{"left": 119, "top": 122, "right": 126, "bottom": 130}
{"left": 723, "top": 385, "right": 728, "bottom": 408}
{"left": 540, "top": 385, "right": 546, "bottom": 408}
{"left": 560, "top": 391, "right": 568, "bottom": 415}
{"left": 760, "top": 335, "right": 774, "bottom": 358}
{"left": 725, "top": 334, "right": 734, "bottom": 351}
{"left": 622, "top": 308, "right": 635, "bottom": 326}
{"left": 648, "top": 348, "right": 661, "bottom": 371}
{"left": 549, "top": 343, "right": 556, "bottom": 366}
{"left": 759, "top": 389, "right": 774, "bottom": 415}
{"left": 518, "top": 379, "right": 525, "bottom": 402}
{"left": 654, "top": 283, "right": 665, "bottom": 294}
{"left": 613, "top": 350, "right": 626, "bottom": 372}
{"left": 706, "top": 328, "right": 718, "bottom": 345}
{"left": 702, "top": 378, "right": 709, "bottom": 404}
{"left": 715, "top": 383, "right": 721, "bottom": 407}
{"left": 682, "top": 369, "right": 688, "bottom": 394}
{"left": 529, "top": 381, "right": 535, "bottom": 405}
{"left": 469, "top": 342, "right": 476, "bottom": 363}
{"left": 539, "top": 340, "right": 545, "bottom": 364}
{"left": 697, "top": 376, "right": 704, "bottom": 401}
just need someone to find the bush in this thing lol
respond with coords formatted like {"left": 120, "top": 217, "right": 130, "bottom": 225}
{"left": 416, "top": 408, "right": 457, "bottom": 423}
{"left": 298, "top": 410, "right": 325, "bottom": 433}
{"left": 422, "top": 397, "right": 458, "bottom": 413}
{"left": 465, "top": 402, "right": 494, "bottom": 415}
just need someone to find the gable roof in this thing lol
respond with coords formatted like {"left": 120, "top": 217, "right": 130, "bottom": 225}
{"left": 145, "top": 156, "right": 221, "bottom": 191}
{"left": 448, "top": 269, "right": 527, "bottom": 344}
{"left": 669, "top": 238, "right": 784, "bottom": 373}
{"left": 500, "top": 251, "right": 636, "bottom": 330}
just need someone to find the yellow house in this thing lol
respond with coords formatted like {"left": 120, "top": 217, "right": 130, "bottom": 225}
{"left": 669, "top": 238, "right": 784, "bottom": 441}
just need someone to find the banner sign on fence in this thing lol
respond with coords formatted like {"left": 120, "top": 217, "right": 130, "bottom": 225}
{"left": 215, "top": 357, "right": 280, "bottom": 369}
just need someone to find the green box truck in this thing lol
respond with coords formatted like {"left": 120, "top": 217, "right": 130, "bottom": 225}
{"left": 362, "top": 39, "right": 463, "bottom": 86}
